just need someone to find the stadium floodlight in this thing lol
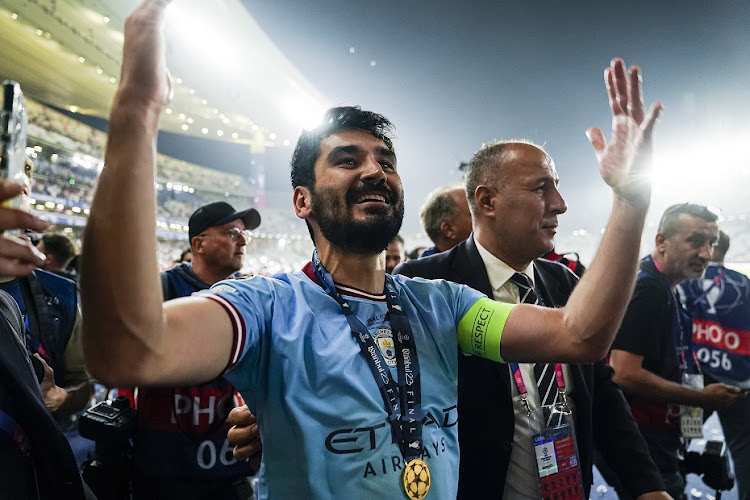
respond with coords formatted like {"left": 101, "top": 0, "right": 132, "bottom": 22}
{"left": 652, "top": 130, "right": 749, "bottom": 201}
{"left": 166, "top": 4, "right": 240, "bottom": 74}
{"left": 280, "top": 93, "right": 326, "bottom": 131}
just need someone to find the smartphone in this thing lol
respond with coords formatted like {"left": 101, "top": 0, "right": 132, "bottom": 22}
{"left": 0, "top": 80, "right": 28, "bottom": 209}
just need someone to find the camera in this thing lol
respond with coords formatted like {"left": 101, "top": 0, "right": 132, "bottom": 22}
{"left": 680, "top": 439, "right": 734, "bottom": 492}
{"left": 80, "top": 396, "right": 137, "bottom": 499}
{"left": 79, "top": 395, "right": 137, "bottom": 444}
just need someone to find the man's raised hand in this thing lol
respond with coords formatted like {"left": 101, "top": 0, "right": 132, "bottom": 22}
{"left": 117, "top": 0, "right": 174, "bottom": 112}
{"left": 586, "top": 58, "right": 663, "bottom": 207}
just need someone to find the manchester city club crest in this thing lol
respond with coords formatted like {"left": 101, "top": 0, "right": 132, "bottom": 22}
{"left": 374, "top": 328, "right": 397, "bottom": 366}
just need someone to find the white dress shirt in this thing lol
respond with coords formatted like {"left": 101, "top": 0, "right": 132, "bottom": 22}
{"left": 474, "top": 238, "right": 574, "bottom": 499}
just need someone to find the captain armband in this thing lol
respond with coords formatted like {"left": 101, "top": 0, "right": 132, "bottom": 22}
{"left": 457, "top": 297, "right": 516, "bottom": 363}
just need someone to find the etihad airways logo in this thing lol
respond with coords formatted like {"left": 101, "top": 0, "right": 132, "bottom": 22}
{"left": 324, "top": 405, "right": 457, "bottom": 455}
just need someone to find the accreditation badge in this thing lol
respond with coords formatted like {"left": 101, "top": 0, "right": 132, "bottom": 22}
{"left": 530, "top": 405, "right": 584, "bottom": 500}
{"left": 402, "top": 458, "right": 431, "bottom": 500}
{"left": 680, "top": 373, "right": 705, "bottom": 438}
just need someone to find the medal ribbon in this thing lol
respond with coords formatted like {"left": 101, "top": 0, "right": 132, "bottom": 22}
{"left": 311, "top": 251, "right": 424, "bottom": 462}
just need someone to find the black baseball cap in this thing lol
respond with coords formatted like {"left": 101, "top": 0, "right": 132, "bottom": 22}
{"left": 188, "top": 202, "right": 261, "bottom": 241}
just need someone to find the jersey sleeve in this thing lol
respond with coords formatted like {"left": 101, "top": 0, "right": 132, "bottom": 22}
{"left": 199, "top": 277, "right": 279, "bottom": 391}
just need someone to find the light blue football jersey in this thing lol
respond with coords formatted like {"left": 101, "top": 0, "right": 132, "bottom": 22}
{"left": 204, "top": 267, "right": 486, "bottom": 499}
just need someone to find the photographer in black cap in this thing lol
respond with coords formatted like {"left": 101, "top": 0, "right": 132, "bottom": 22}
{"left": 123, "top": 201, "right": 261, "bottom": 499}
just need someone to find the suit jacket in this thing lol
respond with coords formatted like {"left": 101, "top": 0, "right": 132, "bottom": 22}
{"left": 394, "top": 236, "right": 664, "bottom": 499}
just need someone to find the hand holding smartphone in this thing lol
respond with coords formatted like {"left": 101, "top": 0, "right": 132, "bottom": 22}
{"left": 1, "top": 80, "right": 28, "bottom": 210}
{"left": 0, "top": 81, "right": 48, "bottom": 276}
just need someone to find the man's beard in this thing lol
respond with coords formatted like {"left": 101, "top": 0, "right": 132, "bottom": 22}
{"left": 310, "top": 183, "right": 404, "bottom": 255}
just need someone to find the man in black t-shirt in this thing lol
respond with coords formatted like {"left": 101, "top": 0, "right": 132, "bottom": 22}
{"left": 611, "top": 203, "right": 742, "bottom": 498}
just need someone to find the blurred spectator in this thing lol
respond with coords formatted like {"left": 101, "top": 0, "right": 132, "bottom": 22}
{"left": 179, "top": 247, "right": 192, "bottom": 263}
{"left": 407, "top": 246, "right": 426, "bottom": 260}
{"left": 418, "top": 182, "right": 472, "bottom": 257}
{"left": 37, "top": 233, "right": 77, "bottom": 281}
{"left": 385, "top": 234, "right": 405, "bottom": 273}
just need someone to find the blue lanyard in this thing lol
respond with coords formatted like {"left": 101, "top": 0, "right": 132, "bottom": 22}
{"left": 641, "top": 256, "right": 700, "bottom": 374}
{"left": 311, "top": 251, "right": 424, "bottom": 461}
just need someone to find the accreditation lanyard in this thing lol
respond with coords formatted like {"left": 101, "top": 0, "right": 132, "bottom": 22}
{"left": 509, "top": 362, "right": 566, "bottom": 413}
{"left": 642, "top": 256, "right": 700, "bottom": 375}
{"left": 312, "top": 251, "right": 424, "bottom": 461}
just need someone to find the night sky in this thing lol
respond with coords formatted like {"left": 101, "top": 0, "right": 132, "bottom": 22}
{"left": 233, "top": 0, "right": 750, "bottom": 257}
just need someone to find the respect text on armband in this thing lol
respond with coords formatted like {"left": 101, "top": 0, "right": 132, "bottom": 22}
{"left": 470, "top": 306, "right": 494, "bottom": 356}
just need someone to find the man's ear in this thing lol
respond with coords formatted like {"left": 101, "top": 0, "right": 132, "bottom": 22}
{"left": 655, "top": 233, "right": 668, "bottom": 253}
{"left": 44, "top": 254, "right": 54, "bottom": 268}
{"left": 192, "top": 237, "right": 205, "bottom": 255}
{"left": 293, "top": 186, "right": 312, "bottom": 219}
{"left": 440, "top": 220, "right": 456, "bottom": 240}
{"left": 473, "top": 185, "right": 495, "bottom": 217}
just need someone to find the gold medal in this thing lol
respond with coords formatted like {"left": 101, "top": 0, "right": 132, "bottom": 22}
{"left": 402, "top": 458, "right": 431, "bottom": 500}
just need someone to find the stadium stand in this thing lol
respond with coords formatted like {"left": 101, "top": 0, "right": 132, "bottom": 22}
{"left": 26, "top": 98, "right": 312, "bottom": 273}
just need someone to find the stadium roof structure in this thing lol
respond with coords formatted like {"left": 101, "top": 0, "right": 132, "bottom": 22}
{"left": 0, "top": 0, "right": 330, "bottom": 152}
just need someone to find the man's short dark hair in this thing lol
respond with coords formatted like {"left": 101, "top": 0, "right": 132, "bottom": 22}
{"left": 41, "top": 233, "right": 76, "bottom": 269}
{"left": 290, "top": 106, "right": 395, "bottom": 190}
{"left": 464, "top": 139, "right": 546, "bottom": 211}
{"left": 391, "top": 234, "right": 404, "bottom": 246}
{"left": 290, "top": 106, "right": 395, "bottom": 243}
{"left": 657, "top": 203, "right": 719, "bottom": 238}
{"left": 419, "top": 183, "right": 464, "bottom": 245}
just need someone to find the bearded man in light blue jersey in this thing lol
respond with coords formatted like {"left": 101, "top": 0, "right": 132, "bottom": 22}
{"left": 81, "top": 1, "right": 662, "bottom": 498}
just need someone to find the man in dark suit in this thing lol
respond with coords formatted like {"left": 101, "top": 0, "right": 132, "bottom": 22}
{"left": 395, "top": 139, "right": 667, "bottom": 499}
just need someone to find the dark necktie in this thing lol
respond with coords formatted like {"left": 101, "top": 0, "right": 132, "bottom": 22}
{"left": 508, "top": 272, "right": 558, "bottom": 406}
{"left": 508, "top": 272, "right": 537, "bottom": 305}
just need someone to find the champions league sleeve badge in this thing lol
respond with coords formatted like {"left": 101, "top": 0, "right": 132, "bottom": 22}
{"left": 402, "top": 457, "right": 431, "bottom": 499}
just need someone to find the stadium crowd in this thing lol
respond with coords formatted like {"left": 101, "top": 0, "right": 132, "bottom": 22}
{"left": 1, "top": 1, "right": 749, "bottom": 500}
